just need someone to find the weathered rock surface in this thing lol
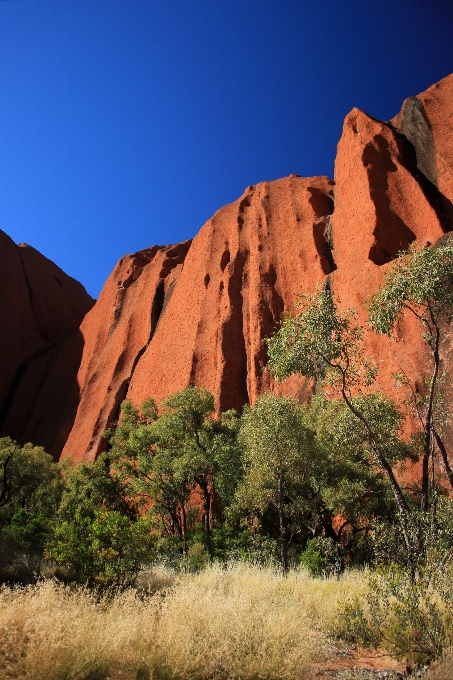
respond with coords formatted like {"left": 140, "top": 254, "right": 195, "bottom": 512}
{"left": 126, "top": 176, "right": 335, "bottom": 418}
{"left": 61, "top": 242, "right": 192, "bottom": 462}
{"left": 2, "top": 73, "right": 453, "bottom": 462}
{"left": 0, "top": 231, "right": 94, "bottom": 456}
{"left": 330, "top": 95, "right": 451, "bottom": 409}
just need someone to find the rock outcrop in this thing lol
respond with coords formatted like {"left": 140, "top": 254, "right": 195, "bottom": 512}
{"left": 62, "top": 241, "right": 192, "bottom": 462}
{"left": 2, "top": 72, "right": 453, "bottom": 462}
{"left": 329, "top": 98, "right": 452, "bottom": 406}
{"left": 0, "top": 231, "right": 94, "bottom": 457}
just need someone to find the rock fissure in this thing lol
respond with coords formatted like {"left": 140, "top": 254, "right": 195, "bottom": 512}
{"left": 0, "top": 344, "right": 56, "bottom": 431}
{"left": 17, "top": 248, "right": 50, "bottom": 343}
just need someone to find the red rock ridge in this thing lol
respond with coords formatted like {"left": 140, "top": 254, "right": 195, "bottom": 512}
{"left": 61, "top": 241, "right": 192, "bottom": 462}
{"left": 3, "top": 72, "right": 453, "bottom": 462}
{"left": 125, "top": 176, "right": 335, "bottom": 418}
{"left": 330, "top": 75, "right": 453, "bottom": 387}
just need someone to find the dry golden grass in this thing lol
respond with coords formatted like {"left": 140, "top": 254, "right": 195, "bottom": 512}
{"left": 0, "top": 563, "right": 366, "bottom": 680}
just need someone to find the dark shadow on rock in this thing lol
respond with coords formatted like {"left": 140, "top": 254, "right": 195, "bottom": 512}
{"left": 363, "top": 135, "right": 417, "bottom": 265}
{"left": 0, "top": 330, "right": 85, "bottom": 460}
{"left": 219, "top": 250, "right": 249, "bottom": 413}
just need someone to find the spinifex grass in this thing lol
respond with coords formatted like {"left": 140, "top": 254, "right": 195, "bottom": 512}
{"left": 0, "top": 562, "right": 364, "bottom": 680}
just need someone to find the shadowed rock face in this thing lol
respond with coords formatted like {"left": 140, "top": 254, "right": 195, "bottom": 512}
{"left": 2, "top": 73, "right": 453, "bottom": 462}
{"left": 0, "top": 231, "right": 95, "bottom": 458}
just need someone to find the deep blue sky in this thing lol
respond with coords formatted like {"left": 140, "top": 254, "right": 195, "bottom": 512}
{"left": 1, "top": 1, "right": 452, "bottom": 298}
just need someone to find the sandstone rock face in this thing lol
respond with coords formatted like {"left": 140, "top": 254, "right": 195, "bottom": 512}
{"left": 2, "top": 73, "right": 453, "bottom": 462}
{"left": 61, "top": 242, "right": 192, "bottom": 462}
{"left": 0, "top": 231, "right": 94, "bottom": 456}
{"left": 61, "top": 176, "right": 336, "bottom": 463}
{"left": 126, "top": 176, "right": 335, "bottom": 417}
{"left": 328, "top": 87, "right": 453, "bottom": 452}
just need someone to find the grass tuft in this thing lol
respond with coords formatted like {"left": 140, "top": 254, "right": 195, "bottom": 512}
{"left": 0, "top": 563, "right": 365, "bottom": 680}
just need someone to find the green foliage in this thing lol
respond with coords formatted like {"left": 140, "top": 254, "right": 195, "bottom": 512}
{"left": 48, "top": 508, "right": 154, "bottom": 588}
{"left": 49, "top": 452, "right": 152, "bottom": 587}
{"left": 237, "top": 393, "right": 318, "bottom": 572}
{"left": 0, "top": 437, "right": 63, "bottom": 581}
{"left": 336, "top": 556, "right": 453, "bottom": 664}
{"left": 58, "top": 452, "right": 135, "bottom": 520}
{"left": 369, "top": 239, "right": 453, "bottom": 535}
{"left": 371, "top": 497, "right": 453, "bottom": 569}
{"left": 107, "top": 387, "right": 243, "bottom": 558}
{"left": 211, "top": 526, "right": 279, "bottom": 565}
{"left": 183, "top": 542, "right": 210, "bottom": 572}
{"left": 238, "top": 394, "right": 316, "bottom": 514}
{"left": 266, "top": 285, "right": 377, "bottom": 391}
{"left": 368, "top": 239, "right": 453, "bottom": 337}
{"left": 155, "top": 388, "right": 243, "bottom": 513}
{"left": 265, "top": 284, "right": 425, "bottom": 573}
{"left": 307, "top": 394, "right": 419, "bottom": 567}
{"left": 313, "top": 394, "right": 413, "bottom": 526}
{"left": 313, "top": 393, "right": 415, "bottom": 471}
{"left": 300, "top": 537, "right": 342, "bottom": 576}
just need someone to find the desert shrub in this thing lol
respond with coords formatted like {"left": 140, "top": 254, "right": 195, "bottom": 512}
{"left": 181, "top": 541, "right": 210, "bottom": 572}
{"left": 370, "top": 498, "right": 453, "bottom": 570}
{"left": 48, "top": 508, "right": 154, "bottom": 588}
{"left": 335, "top": 556, "right": 453, "bottom": 664}
{"left": 300, "top": 536, "right": 342, "bottom": 576}
{"left": 48, "top": 453, "right": 153, "bottom": 588}
{"left": 0, "top": 438, "right": 63, "bottom": 583}
{"left": 214, "top": 526, "right": 280, "bottom": 566}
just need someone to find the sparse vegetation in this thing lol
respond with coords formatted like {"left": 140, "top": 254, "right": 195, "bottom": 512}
{"left": 3, "top": 242, "right": 453, "bottom": 676}
{"left": 0, "top": 563, "right": 364, "bottom": 680}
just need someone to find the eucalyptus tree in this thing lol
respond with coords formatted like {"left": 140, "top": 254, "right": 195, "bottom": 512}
{"left": 106, "top": 398, "right": 193, "bottom": 553}
{"left": 266, "top": 286, "right": 419, "bottom": 575}
{"left": 153, "top": 387, "right": 242, "bottom": 558}
{"left": 310, "top": 394, "right": 413, "bottom": 558}
{"left": 107, "top": 388, "right": 242, "bottom": 558}
{"left": 237, "top": 393, "right": 318, "bottom": 574}
{"left": 369, "top": 239, "right": 453, "bottom": 510}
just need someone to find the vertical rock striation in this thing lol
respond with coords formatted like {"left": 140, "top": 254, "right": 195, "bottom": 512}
{"left": 2, "top": 73, "right": 453, "bottom": 462}
{"left": 61, "top": 242, "right": 192, "bottom": 462}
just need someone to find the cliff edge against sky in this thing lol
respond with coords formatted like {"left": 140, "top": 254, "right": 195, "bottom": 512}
{"left": 1, "top": 72, "right": 453, "bottom": 461}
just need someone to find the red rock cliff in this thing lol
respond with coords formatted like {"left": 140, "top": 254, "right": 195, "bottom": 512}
{"left": 2, "top": 72, "right": 453, "bottom": 462}
{"left": 0, "top": 232, "right": 94, "bottom": 457}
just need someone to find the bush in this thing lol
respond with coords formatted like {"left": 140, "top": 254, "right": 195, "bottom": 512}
{"left": 48, "top": 509, "right": 154, "bottom": 588}
{"left": 300, "top": 537, "right": 342, "bottom": 576}
{"left": 0, "top": 438, "right": 63, "bottom": 583}
{"left": 335, "top": 556, "right": 453, "bottom": 664}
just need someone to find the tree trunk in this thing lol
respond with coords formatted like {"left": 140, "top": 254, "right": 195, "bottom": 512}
{"left": 278, "top": 471, "right": 288, "bottom": 575}
{"left": 198, "top": 479, "right": 213, "bottom": 558}
{"left": 433, "top": 428, "right": 453, "bottom": 493}
{"left": 340, "top": 384, "right": 417, "bottom": 579}
{"left": 0, "top": 447, "right": 16, "bottom": 507}
{"left": 181, "top": 503, "right": 188, "bottom": 555}
{"left": 420, "top": 327, "right": 440, "bottom": 514}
